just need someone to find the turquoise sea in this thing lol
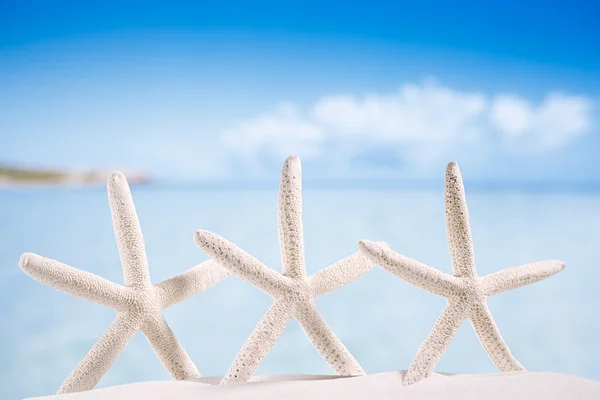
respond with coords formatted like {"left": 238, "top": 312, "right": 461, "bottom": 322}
{"left": 1, "top": 185, "right": 599, "bottom": 399}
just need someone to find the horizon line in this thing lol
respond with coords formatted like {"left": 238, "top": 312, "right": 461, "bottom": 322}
{"left": 140, "top": 178, "right": 600, "bottom": 193}
{"left": 2, "top": 178, "right": 600, "bottom": 194}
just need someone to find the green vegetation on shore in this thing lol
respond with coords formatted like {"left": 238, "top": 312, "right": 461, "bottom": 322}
{"left": 0, "top": 166, "right": 67, "bottom": 182}
{"left": 0, "top": 165, "right": 148, "bottom": 186}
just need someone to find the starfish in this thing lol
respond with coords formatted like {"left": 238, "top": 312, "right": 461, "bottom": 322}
{"left": 194, "top": 156, "right": 382, "bottom": 384}
{"left": 359, "top": 162, "right": 565, "bottom": 385}
{"left": 19, "top": 171, "right": 230, "bottom": 394}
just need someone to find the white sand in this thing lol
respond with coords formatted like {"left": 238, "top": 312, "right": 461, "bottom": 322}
{"left": 27, "top": 371, "right": 600, "bottom": 400}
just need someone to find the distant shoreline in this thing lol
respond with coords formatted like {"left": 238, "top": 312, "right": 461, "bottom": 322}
{"left": 0, "top": 165, "right": 149, "bottom": 188}
{"left": 2, "top": 165, "right": 598, "bottom": 193}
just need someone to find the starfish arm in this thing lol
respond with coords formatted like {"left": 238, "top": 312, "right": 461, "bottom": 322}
{"left": 57, "top": 312, "right": 142, "bottom": 394}
{"left": 156, "top": 260, "right": 231, "bottom": 309}
{"left": 359, "top": 240, "right": 460, "bottom": 298}
{"left": 19, "top": 253, "right": 130, "bottom": 311}
{"left": 296, "top": 302, "right": 365, "bottom": 376}
{"left": 470, "top": 303, "right": 525, "bottom": 372}
{"left": 479, "top": 260, "right": 565, "bottom": 296}
{"left": 308, "top": 247, "right": 386, "bottom": 298}
{"left": 142, "top": 316, "right": 201, "bottom": 380}
{"left": 444, "top": 162, "right": 476, "bottom": 277}
{"left": 195, "top": 229, "right": 293, "bottom": 297}
{"left": 107, "top": 171, "right": 151, "bottom": 287}
{"left": 221, "top": 299, "right": 296, "bottom": 384}
{"left": 278, "top": 156, "right": 306, "bottom": 279}
{"left": 404, "top": 299, "right": 470, "bottom": 385}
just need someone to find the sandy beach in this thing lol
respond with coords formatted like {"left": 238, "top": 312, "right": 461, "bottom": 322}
{"left": 26, "top": 371, "right": 600, "bottom": 400}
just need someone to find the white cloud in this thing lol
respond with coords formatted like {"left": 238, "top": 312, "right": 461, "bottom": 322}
{"left": 223, "top": 102, "right": 324, "bottom": 158}
{"left": 490, "top": 93, "right": 593, "bottom": 149}
{"left": 222, "top": 80, "right": 594, "bottom": 173}
{"left": 489, "top": 95, "right": 533, "bottom": 137}
{"left": 313, "top": 82, "right": 487, "bottom": 144}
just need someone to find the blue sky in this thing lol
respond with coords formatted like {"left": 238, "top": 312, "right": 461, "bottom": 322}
{"left": 0, "top": 1, "right": 598, "bottom": 182}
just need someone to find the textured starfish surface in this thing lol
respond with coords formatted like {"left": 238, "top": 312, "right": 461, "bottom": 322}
{"left": 19, "top": 172, "right": 230, "bottom": 394}
{"left": 359, "top": 162, "right": 565, "bottom": 386}
{"left": 195, "top": 156, "right": 382, "bottom": 384}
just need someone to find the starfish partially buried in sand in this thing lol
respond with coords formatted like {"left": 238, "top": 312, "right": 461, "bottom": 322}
{"left": 359, "top": 162, "right": 565, "bottom": 385}
{"left": 19, "top": 172, "right": 230, "bottom": 394}
{"left": 195, "top": 156, "right": 382, "bottom": 384}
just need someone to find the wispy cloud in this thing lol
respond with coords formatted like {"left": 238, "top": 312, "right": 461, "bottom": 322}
{"left": 224, "top": 102, "right": 324, "bottom": 158}
{"left": 222, "top": 80, "right": 594, "bottom": 176}
{"left": 490, "top": 93, "right": 593, "bottom": 150}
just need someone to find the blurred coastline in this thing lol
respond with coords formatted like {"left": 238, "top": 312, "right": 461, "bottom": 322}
{"left": 2, "top": 164, "right": 600, "bottom": 194}
{"left": 0, "top": 164, "right": 149, "bottom": 188}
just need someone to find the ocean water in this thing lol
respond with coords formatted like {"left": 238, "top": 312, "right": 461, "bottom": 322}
{"left": 0, "top": 185, "right": 599, "bottom": 399}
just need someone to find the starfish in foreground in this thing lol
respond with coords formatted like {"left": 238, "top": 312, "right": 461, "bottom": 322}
{"left": 359, "top": 162, "right": 565, "bottom": 385}
{"left": 19, "top": 172, "right": 230, "bottom": 394}
{"left": 195, "top": 156, "right": 382, "bottom": 384}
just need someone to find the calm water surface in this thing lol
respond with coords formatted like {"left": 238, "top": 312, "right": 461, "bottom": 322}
{"left": 1, "top": 186, "right": 599, "bottom": 399}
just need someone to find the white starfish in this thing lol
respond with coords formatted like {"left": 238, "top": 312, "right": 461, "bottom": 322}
{"left": 19, "top": 171, "right": 230, "bottom": 394}
{"left": 359, "top": 161, "right": 565, "bottom": 385}
{"left": 194, "top": 156, "right": 382, "bottom": 384}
